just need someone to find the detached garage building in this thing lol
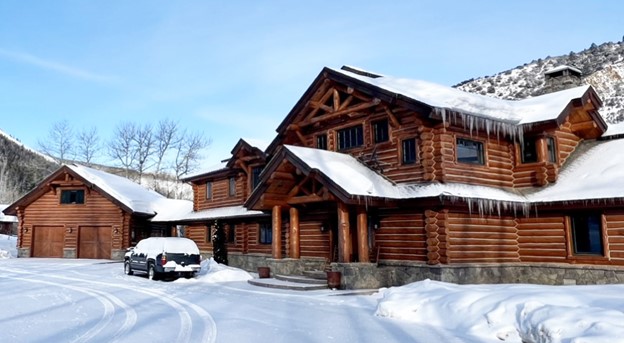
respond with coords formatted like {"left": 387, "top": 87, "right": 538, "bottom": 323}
{"left": 3, "top": 164, "right": 191, "bottom": 259}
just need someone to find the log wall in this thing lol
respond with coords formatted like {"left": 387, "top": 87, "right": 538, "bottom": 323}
{"left": 194, "top": 174, "right": 248, "bottom": 211}
{"left": 517, "top": 215, "right": 567, "bottom": 263}
{"left": 374, "top": 211, "right": 427, "bottom": 262}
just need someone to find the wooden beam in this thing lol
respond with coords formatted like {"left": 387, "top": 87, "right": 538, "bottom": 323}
{"left": 287, "top": 194, "right": 324, "bottom": 205}
{"left": 272, "top": 206, "right": 282, "bottom": 259}
{"left": 305, "top": 87, "right": 335, "bottom": 121}
{"left": 299, "top": 98, "right": 381, "bottom": 127}
{"left": 338, "top": 95, "right": 354, "bottom": 111}
{"left": 287, "top": 175, "right": 310, "bottom": 197}
{"left": 384, "top": 106, "right": 400, "bottom": 128}
{"left": 569, "top": 120, "right": 597, "bottom": 132}
{"left": 269, "top": 172, "right": 295, "bottom": 181}
{"left": 337, "top": 202, "right": 352, "bottom": 262}
{"left": 333, "top": 89, "right": 340, "bottom": 110}
{"left": 289, "top": 207, "right": 300, "bottom": 259}
{"left": 357, "top": 207, "right": 369, "bottom": 263}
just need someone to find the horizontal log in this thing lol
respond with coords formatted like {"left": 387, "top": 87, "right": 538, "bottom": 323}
{"left": 451, "top": 232, "right": 518, "bottom": 240}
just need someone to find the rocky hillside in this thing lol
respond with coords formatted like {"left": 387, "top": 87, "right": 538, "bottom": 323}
{"left": 455, "top": 41, "right": 624, "bottom": 123}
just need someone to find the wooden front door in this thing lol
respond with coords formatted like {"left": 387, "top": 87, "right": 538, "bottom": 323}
{"left": 32, "top": 226, "right": 64, "bottom": 257}
{"left": 78, "top": 226, "right": 112, "bottom": 259}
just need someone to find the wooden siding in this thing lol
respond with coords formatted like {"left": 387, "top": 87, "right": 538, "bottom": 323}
{"left": 194, "top": 175, "right": 247, "bottom": 211}
{"left": 517, "top": 216, "right": 567, "bottom": 263}
{"left": 375, "top": 211, "right": 426, "bottom": 262}
{"left": 605, "top": 213, "right": 624, "bottom": 262}
{"left": 446, "top": 213, "right": 520, "bottom": 263}
{"left": 299, "top": 221, "right": 330, "bottom": 259}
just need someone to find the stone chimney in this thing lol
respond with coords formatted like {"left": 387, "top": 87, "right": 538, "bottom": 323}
{"left": 542, "top": 65, "right": 583, "bottom": 93}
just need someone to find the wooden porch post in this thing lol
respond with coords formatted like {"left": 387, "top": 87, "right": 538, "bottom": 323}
{"left": 289, "top": 207, "right": 300, "bottom": 259}
{"left": 337, "top": 202, "right": 352, "bottom": 262}
{"left": 272, "top": 205, "right": 282, "bottom": 259}
{"left": 357, "top": 207, "right": 369, "bottom": 262}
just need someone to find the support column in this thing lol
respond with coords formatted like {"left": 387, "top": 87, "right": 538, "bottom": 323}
{"left": 357, "top": 207, "right": 369, "bottom": 262}
{"left": 289, "top": 207, "right": 300, "bottom": 259}
{"left": 337, "top": 202, "right": 352, "bottom": 262}
{"left": 272, "top": 205, "right": 282, "bottom": 259}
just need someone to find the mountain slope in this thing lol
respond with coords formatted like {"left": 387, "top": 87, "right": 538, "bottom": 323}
{"left": 455, "top": 41, "right": 624, "bottom": 123}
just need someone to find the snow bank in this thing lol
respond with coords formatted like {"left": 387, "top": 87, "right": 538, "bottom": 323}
{"left": 375, "top": 279, "right": 624, "bottom": 343}
{"left": 0, "top": 234, "right": 17, "bottom": 259}
{"left": 176, "top": 258, "right": 252, "bottom": 284}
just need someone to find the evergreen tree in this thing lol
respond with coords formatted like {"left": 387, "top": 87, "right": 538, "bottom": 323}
{"left": 212, "top": 220, "right": 228, "bottom": 265}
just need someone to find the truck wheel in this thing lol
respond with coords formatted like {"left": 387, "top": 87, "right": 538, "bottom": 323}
{"left": 124, "top": 260, "right": 134, "bottom": 275}
{"left": 148, "top": 263, "right": 159, "bottom": 281}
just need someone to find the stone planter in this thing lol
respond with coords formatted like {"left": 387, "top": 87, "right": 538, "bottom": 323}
{"left": 326, "top": 271, "right": 342, "bottom": 289}
{"left": 257, "top": 266, "right": 271, "bottom": 279}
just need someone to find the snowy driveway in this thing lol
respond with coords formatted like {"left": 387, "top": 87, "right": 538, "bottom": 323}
{"left": 0, "top": 259, "right": 466, "bottom": 343}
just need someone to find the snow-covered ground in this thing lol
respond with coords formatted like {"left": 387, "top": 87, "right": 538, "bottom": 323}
{"left": 1, "top": 256, "right": 624, "bottom": 343}
{"left": 0, "top": 234, "right": 17, "bottom": 259}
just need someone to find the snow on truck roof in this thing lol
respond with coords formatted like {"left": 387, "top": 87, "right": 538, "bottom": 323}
{"left": 134, "top": 237, "right": 200, "bottom": 255}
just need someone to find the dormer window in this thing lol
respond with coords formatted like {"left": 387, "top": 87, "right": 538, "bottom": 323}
{"left": 546, "top": 137, "right": 557, "bottom": 163}
{"left": 456, "top": 138, "right": 484, "bottom": 165}
{"left": 521, "top": 139, "right": 538, "bottom": 164}
{"left": 372, "top": 119, "right": 389, "bottom": 143}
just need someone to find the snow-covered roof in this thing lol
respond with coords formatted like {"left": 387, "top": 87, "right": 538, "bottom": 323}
{"left": 0, "top": 205, "right": 17, "bottom": 223}
{"left": 181, "top": 161, "right": 229, "bottom": 181}
{"left": 333, "top": 67, "right": 592, "bottom": 126}
{"left": 177, "top": 205, "right": 266, "bottom": 222}
{"left": 544, "top": 64, "right": 582, "bottom": 75}
{"left": 241, "top": 137, "right": 270, "bottom": 152}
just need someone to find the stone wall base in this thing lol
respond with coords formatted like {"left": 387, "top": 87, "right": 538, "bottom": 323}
{"left": 111, "top": 249, "right": 125, "bottom": 260}
{"left": 18, "top": 248, "right": 30, "bottom": 258}
{"left": 228, "top": 253, "right": 326, "bottom": 276}
{"left": 63, "top": 248, "right": 76, "bottom": 259}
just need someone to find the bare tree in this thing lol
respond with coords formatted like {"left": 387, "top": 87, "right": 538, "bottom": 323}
{"left": 108, "top": 122, "right": 137, "bottom": 178}
{"left": 132, "top": 123, "right": 155, "bottom": 183}
{"left": 76, "top": 126, "right": 100, "bottom": 166}
{"left": 174, "top": 130, "right": 210, "bottom": 179}
{"left": 154, "top": 119, "right": 180, "bottom": 175}
{"left": 38, "top": 120, "right": 74, "bottom": 164}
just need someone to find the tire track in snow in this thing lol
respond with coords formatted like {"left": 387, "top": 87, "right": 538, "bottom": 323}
{"left": 0, "top": 265, "right": 216, "bottom": 343}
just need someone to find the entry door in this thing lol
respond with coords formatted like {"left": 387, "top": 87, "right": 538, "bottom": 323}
{"left": 32, "top": 226, "right": 64, "bottom": 257}
{"left": 78, "top": 226, "right": 112, "bottom": 259}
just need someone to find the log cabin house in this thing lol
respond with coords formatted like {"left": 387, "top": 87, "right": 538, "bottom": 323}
{"left": 3, "top": 164, "right": 191, "bottom": 259}
{"left": 181, "top": 65, "right": 624, "bottom": 288}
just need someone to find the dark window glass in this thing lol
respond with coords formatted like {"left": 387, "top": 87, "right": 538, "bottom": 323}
{"left": 316, "top": 134, "right": 327, "bottom": 150}
{"left": 229, "top": 177, "right": 236, "bottom": 197}
{"left": 259, "top": 223, "right": 272, "bottom": 244}
{"left": 207, "top": 225, "right": 212, "bottom": 242}
{"left": 521, "top": 138, "right": 538, "bottom": 163}
{"left": 252, "top": 166, "right": 263, "bottom": 190}
{"left": 456, "top": 138, "right": 484, "bottom": 165}
{"left": 372, "top": 119, "right": 389, "bottom": 143}
{"left": 227, "top": 224, "right": 236, "bottom": 243}
{"left": 571, "top": 214, "right": 603, "bottom": 255}
{"left": 337, "top": 125, "right": 364, "bottom": 150}
{"left": 60, "top": 190, "right": 85, "bottom": 204}
{"left": 546, "top": 137, "right": 557, "bottom": 163}
{"left": 206, "top": 182, "right": 212, "bottom": 200}
{"left": 402, "top": 138, "right": 417, "bottom": 164}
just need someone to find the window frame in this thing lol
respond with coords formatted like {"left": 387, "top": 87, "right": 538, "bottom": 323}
{"left": 401, "top": 137, "right": 417, "bottom": 165}
{"left": 520, "top": 138, "right": 538, "bottom": 164}
{"left": 259, "top": 222, "right": 272, "bottom": 244}
{"left": 372, "top": 119, "right": 389, "bottom": 144}
{"left": 251, "top": 166, "right": 263, "bottom": 190}
{"left": 456, "top": 137, "right": 485, "bottom": 165}
{"left": 546, "top": 136, "right": 557, "bottom": 163}
{"left": 228, "top": 177, "right": 236, "bottom": 197}
{"left": 206, "top": 181, "right": 212, "bottom": 200}
{"left": 60, "top": 189, "right": 85, "bottom": 205}
{"left": 569, "top": 213, "right": 605, "bottom": 256}
{"left": 337, "top": 124, "right": 364, "bottom": 151}
{"left": 316, "top": 134, "right": 328, "bottom": 150}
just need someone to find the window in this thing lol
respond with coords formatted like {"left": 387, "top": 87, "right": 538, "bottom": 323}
{"left": 571, "top": 214, "right": 603, "bottom": 255}
{"left": 229, "top": 177, "right": 236, "bottom": 197}
{"left": 60, "top": 190, "right": 85, "bottom": 204}
{"left": 259, "top": 223, "right": 272, "bottom": 244}
{"left": 227, "top": 223, "right": 236, "bottom": 243}
{"left": 456, "top": 138, "right": 484, "bottom": 165}
{"left": 372, "top": 119, "right": 389, "bottom": 143}
{"left": 402, "top": 138, "right": 417, "bottom": 164}
{"left": 337, "top": 125, "right": 363, "bottom": 150}
{"left": 206, "top": 225, "right": 212, "bottom": 242}
{"left": 252, "top": 166, "right": 263, "bottom": 190}
{"left": 521, "top": 139, "right": 538, "bottom": 163}
{"left": 546, "top": 137, "right": 557, "bottom": 163}
{"left": 206, "top": 182, "right": 212, "bottom": 200}
{"left": 316, "top": 134, "right": 327, "bottom": 150}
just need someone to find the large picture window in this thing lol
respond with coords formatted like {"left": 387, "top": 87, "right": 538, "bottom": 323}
{"left": 60, "top": 189, "right": 85, "bottom": 204}
{"left": 456, "top": 138, "right": 484, "bottom": 165}
{"left": 570, "top": 214, "right": 603, "bottom": 255}
{"left": 259, "top": 223, "right": 272, "bottom": 244}
{"left": 337, "top": 125, "right": 363, "bottom": 150}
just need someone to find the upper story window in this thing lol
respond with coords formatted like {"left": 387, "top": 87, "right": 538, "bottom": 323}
{"left": 521, "top": 139, "right": 538, "bottom": 164}
{"left": 546, "top": 137, "right": 557, "bottom": 163}
{"left": 206, "top": 181, "right": 212, "bottom": 200}
{"left": 316, "top": 134, "right": 327, "bottom": 150}
{"left": 570, "top": 214, "right": 603, "bottom": 255}
{"left": 229, "top": 177, "right": 236, "bottom": 197}
{"left": 337, "top": 125, "right": 363, "bottom": 150}
{"left": 372, "top": 119, "right": 389, "bottom": 143}
{"left": 60, "top": 189, "right": 85, "bottom": 204}
{"left": 259, "top": 223, "right": 272, "bottom": 244}
{"left": 456, "top": 138, "right": 484, "bottom": 165}
{"left": 252, "top": 166, "right": 263, "bottom": 190}
{"left": 402, "top": 138, "right": 417, "bottom": 164}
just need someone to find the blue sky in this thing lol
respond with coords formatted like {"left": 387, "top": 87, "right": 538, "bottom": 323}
{"left": 0, "top": 0, "right": 622, "bottom": 169}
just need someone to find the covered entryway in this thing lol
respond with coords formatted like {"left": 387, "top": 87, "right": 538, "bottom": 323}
{"left": 32, "top": 225, "right": 64, "bottom": 257}
{"left": 78, "top": 226, "right": 112, "bottom": 259}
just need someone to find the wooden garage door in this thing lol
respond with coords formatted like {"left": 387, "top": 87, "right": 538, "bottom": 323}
{"left": 78, "top": 226, "right": 112, "bottom": 259}
{"left": 32, "top": 226, "right": 64, "bottom": 257}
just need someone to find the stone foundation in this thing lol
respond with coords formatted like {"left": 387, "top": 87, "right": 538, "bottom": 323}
{"left": 228, "top": 253, "right": 326, "bottom": 276}
{"left": 63, "top": 248, "right": 77, "bottom": 259}
{"left": 17, "top": 248, "right": 30, "bottom": 258}
{"left": 111, "top": 249, "right": 126, "bottom": 260}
